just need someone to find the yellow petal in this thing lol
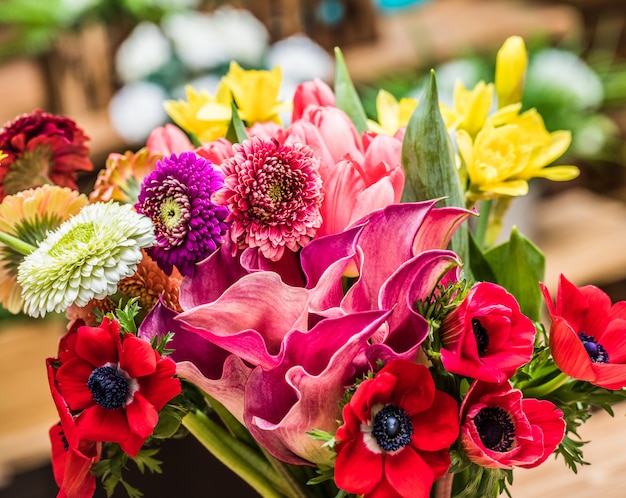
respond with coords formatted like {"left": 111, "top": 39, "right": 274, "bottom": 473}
{"left": 532, "top": 165, "right": 580, "bottom": 181}
{"left": 480, "top": 179, "right": 529, "bottom": 197}
{"left": 495, "top": 35, "right": 528, "bottom": 108}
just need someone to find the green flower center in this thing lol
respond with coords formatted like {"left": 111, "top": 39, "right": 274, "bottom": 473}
{"left": 49, "top": 222, "right": 95, "bottom": 257}
{"left": 160, "top": 198, "right": 183, "bottom": 229}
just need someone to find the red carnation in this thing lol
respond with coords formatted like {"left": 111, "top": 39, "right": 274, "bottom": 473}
{"left": 0, "top": 109, "right": 93, "bottom": 200}
{"left": 48, "top": 317, "right": 181, "bottom": 457}
{"left": 334, "top": 360, "right": 459, "bottom": 498}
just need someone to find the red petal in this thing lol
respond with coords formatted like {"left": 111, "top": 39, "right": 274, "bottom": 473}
{"left": 75, "top": 324, "right": 118, "bottom": 367}
{"left": 592, "top": 363, "right": 626, "bottom": 390}
{"left": 137, "top": 359, "right": 181, "bottom": 411}
{"left": 77, "top": 405, "right": 130, "bottom": 443}
{"left": 385, "top": 445, "right": 435, "bottom": 498}
{"left": 549, "top": 316, "right": 596, "bottom": 382}
{"left": 56, "top": 358, "right": 96, "bottom": 411}
{"left": 335, "top": 435, "right": 383, "bottom": 495}
{"left": 119, "top": 335, "right": 157, "bottom": 378}
{"left": 410, "top": 391, "right": 460, "bottom": 451}
{"left": 126, "top": 392, "right": 158, "bottom": 439}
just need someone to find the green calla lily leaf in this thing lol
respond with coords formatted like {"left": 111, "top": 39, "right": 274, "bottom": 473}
{"left": 401, "top": 69, "right": 470, "bottom": 275}
{"left": 483, "top": 227, "right": 545, "bottom": 321}
{"left": 333, "top": 46, "right": 368, "bottom": 134}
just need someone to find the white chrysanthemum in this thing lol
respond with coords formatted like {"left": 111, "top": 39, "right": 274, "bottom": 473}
{"left": 17, "top": 202, "right": 155, "bottom": 318}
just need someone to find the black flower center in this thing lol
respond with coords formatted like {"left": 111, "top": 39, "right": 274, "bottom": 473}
{"left": 87, "top": 365, "right": 130, "bottom": 410}
{"left": 472, "top": 317, "right": 489, "bottom": 356}
{"left": 372, "top": 404, "right": 413, "bottom": 452}
{"left": 474, "top": 406, "right": 515, "bottom": 452}
{"left": 578, "top": 333, "right": 609, "bottom": 363}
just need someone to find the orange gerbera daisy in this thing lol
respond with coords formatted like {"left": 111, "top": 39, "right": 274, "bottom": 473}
{"left": 0, "top": 185, "right": 88, "bottom": 313}
{"left": 90, "top": 148, "right": 161, "bottom": 204}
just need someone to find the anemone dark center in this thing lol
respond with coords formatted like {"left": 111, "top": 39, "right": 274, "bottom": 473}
{"left": 87, "top": 365, "right": 130, "bottom": 410}
{"left": 578, "top": 333, "right": 609, "bottom": 363}
{"left": 472, "top": 317, "right": 489, "bottom": 356}
{"left": 372, "top": 404, "right": 413, "bottom": 452}
{"left": 474, "top": 406, "right": 515, "bottom": 452}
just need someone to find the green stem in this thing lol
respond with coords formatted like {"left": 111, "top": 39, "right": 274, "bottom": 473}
{"left": 259, "top": 447, "right": 310, "bottom": 498}
{"left": 0, "top": 231, "right": 36, "bottom": 256}
{"left": 483, "top": 197, "right": 512, "bottom": 248}
{"left": 182, "top": 410, "right": 288, "bottom": 498}
{"left": 521, "top": 371, "right": 569, "bottom": 399}
{"left": 473, "top": 199, "right": 492, "bottom": 249}
{"left": 205, "top": 394, "right": 257, "bottom": 446}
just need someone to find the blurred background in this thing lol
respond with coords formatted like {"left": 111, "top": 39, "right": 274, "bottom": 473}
{"left": 1, "top": 0, "right": 626, "bottom": 496}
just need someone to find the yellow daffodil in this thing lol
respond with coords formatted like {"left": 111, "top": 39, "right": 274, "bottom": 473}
{"left": 495, "top": 35, "right": 528, "bottom": 109}
{"left": 367, "top": 89, "right": 418, "bottom": 136}
{"left": 164, "top": 84, "right": 232, "bottom": 143}
{"left": 507, "top": 108, "right": 579, "bottom": 182}
{"left": 458, "top": 123, "right": 531, "bottom": 203}
{"left": 441, "top": 80, "right": 494, "bottom": 138}
{"left": 221, "top": 61, "right": 291, "bottom": 125}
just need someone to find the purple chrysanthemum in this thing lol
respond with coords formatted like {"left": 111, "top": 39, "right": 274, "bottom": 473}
{"left": 135, "top": 151, "right": 229, "bottom": 277}
{"left": 212, "top": 137, "right": 324, "bottom": 261}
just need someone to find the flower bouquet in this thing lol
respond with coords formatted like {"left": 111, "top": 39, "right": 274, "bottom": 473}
{"left": 1, "top": 36, "right": 626, "bottom": 498}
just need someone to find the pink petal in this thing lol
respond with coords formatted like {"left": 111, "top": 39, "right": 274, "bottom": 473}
{"left": 177, "top": 272, "right": 310, "bottom": 368}
{"left": 146, "top": 124, "right": 193, "bottom": 155}
{"left": 244, "top": 309, "right": 391, "bottom": 465}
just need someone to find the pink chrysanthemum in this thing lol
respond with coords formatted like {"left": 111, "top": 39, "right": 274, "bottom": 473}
{"left": 213, "top": 137, "right": 324, "bottom": 261}
{"left": 0, "top": 109, "right": 93, "bottom": 200}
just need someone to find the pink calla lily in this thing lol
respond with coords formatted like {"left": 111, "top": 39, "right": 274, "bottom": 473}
{"left": 177, "top": 272, "right": 310, "bottom": 369}
{"left": 244, "top": 309, "right": 392, "bottom": 466}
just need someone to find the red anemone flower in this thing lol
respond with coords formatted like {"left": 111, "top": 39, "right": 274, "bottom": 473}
{"left": 460, "top": 380, "right": 565, "bottom": 469}
{"left": 439, "top": 282, "right": 536, "bottom": 382}
{"left": 541, "top": 274, "right": 626, "bottom": 389}
{"left": 50, "top": 317, "right": 181, "bottom": 456}
{"left": 334, "top": 360, "right": 459, "bottom": 498}
{"left": 47, "top": 334, "right": 102, "bottom": 498}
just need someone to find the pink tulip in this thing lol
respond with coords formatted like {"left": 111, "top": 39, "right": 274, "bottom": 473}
{"left": 146, "top": 124, "right": 193, "bottom": 156}
{"left": 291, "top": 79, "right": 336, "bottom": 121}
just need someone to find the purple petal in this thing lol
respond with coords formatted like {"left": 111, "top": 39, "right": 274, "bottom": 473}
{"left": 179, "top": 238, "right": 248, "bottom": 309}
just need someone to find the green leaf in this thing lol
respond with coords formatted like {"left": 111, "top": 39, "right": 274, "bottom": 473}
{"left": 468, "top": 231, "right": 496, "bottom": 283}
{"left": 333, "top": 47, "right": 368, "bottom": 134}
{"left": 225, "top": 102, "right": 249, "bottom": 144}
{"left": 483, "top": 227, "right": 545, "bottom": 321}
{"left": 152, "top": 408, "right": 183, "bottom": 439}
{"left": 401, "top": 70, "right": 470, "bottom": 273}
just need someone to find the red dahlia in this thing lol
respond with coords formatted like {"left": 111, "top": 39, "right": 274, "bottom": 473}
{"left": 0, "top": 109, "right": 93, "bottom": 200}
